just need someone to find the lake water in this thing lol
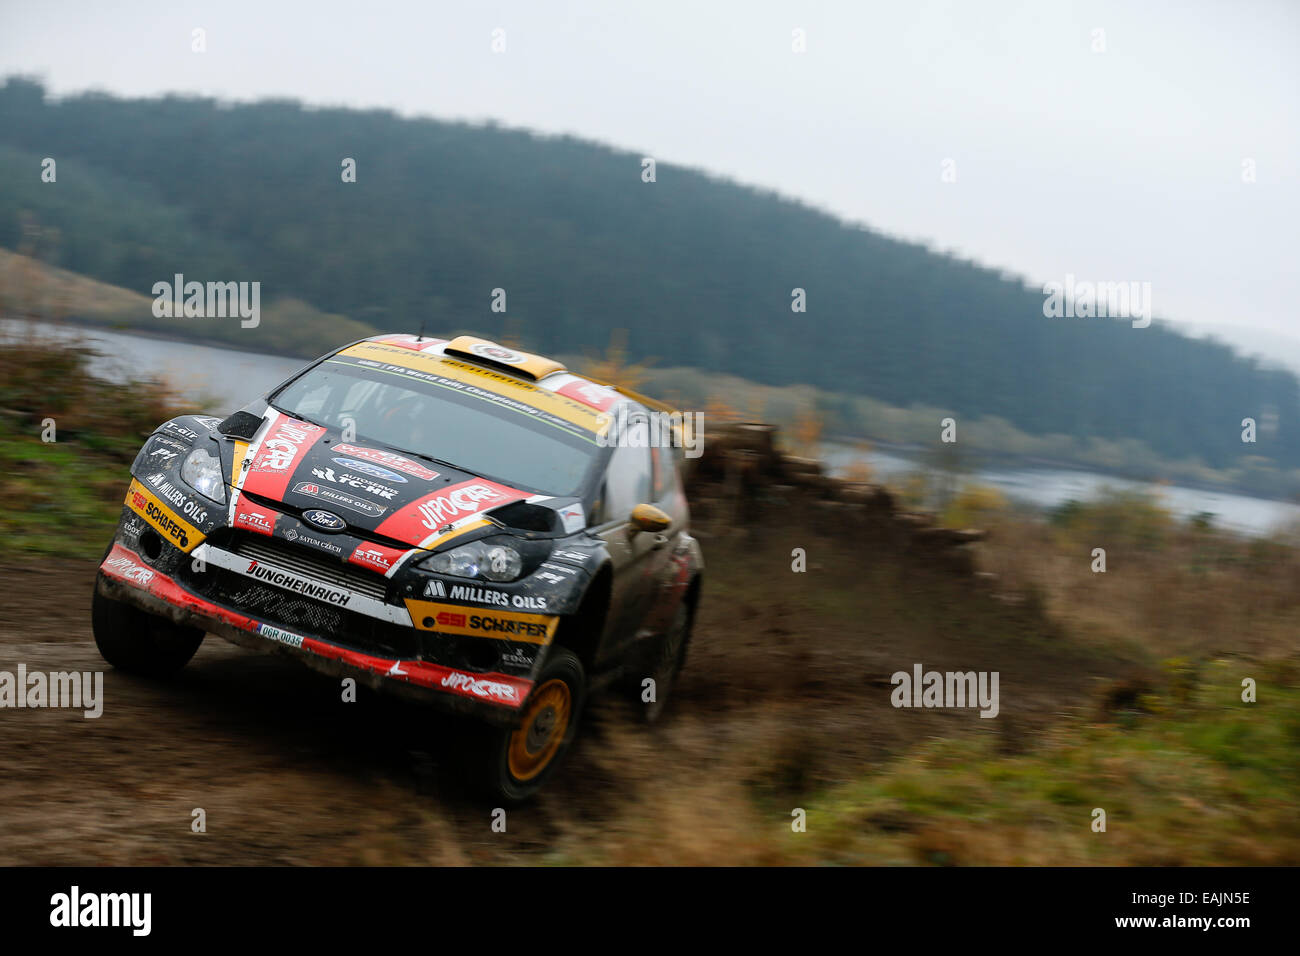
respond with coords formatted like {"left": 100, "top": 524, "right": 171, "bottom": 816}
{"left": 821, "top": 444, "right": 1300, "bottom": 538}
{"left": 1, "top": 319, "right": 307, "bottom": 412}
{"left": 7, "top": 319, "right": 1298, "bottom": 537}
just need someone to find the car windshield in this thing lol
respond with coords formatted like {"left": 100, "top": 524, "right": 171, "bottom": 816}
{"left": 271, "top": 358, "right": 601, "bottom": 496}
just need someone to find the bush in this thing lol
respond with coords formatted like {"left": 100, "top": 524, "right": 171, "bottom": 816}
{"left": 1047, "top": 487, "right": 1174, "bottom": 550}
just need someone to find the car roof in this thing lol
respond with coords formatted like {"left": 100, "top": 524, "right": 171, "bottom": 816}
{"left": 340, "top": 333, "right": 649, "bottom": 436}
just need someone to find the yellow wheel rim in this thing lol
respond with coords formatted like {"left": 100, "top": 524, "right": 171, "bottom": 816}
{"left": 507, "top": 678, "right": 572, "bottom": 782}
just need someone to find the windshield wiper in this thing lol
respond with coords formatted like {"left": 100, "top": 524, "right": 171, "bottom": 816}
{"left": 268, "top": 403, "right": 329, "bottom": 431}
{"left": 381, "top": 444, "right": 465, "bottom": 476}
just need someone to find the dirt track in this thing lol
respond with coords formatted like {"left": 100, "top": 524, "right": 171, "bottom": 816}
{"left": 0, "top": 537, "right": 1130, "bottom": 865}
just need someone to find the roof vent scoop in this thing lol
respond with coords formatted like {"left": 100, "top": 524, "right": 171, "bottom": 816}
{"left": 442, "top": 336, "right": 566, "bottom": 381}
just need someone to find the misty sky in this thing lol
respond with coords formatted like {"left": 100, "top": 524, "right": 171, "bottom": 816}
{"left": 2, "top": 0, "right": 1297, "bottom": 346}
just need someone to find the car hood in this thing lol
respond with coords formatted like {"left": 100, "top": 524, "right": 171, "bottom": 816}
{"left": 231, "top": 410, "right": 555, "bottom": 550}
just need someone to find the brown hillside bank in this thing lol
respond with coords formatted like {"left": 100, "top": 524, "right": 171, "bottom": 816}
{"left": 0, "top": 413, "right": 1167, "bottom": 865}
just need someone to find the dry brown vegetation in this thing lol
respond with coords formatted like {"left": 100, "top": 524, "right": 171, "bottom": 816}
{"left": 0, "top": 327, "right": 190, "bottom": 455}
{"left": 971, "top": 491, "right": 1300, "bottom": 668}
{"left": 577, "top": 328, "right": 655, "bottom": 392}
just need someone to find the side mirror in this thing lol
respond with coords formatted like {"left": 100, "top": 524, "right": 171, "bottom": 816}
{"left": 629, "top": 503, "right": 671, "bottom": 534}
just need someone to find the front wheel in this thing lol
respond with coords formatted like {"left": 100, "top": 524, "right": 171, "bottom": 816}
{"left": 468, "top": 646, "right": 586, "bottom": 803}
{"left": 92, "top": 582, "right": 204, "bottom": 677}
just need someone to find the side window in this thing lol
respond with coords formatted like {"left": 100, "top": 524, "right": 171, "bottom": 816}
{"left": 650, "top": 445, "right": 677, "bottom": 501}
{"left": 602, "top": 422, "right": 651, "bottom": 521}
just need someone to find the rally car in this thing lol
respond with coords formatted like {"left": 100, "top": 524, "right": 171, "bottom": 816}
{"left": 93, "top": 333, "right": 703, "bottom": 801}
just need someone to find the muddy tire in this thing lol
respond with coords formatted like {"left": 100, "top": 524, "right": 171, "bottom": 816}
{"left": 636, "top": 601, "right": 691, "bottom": 724}
{"left": 92, "top": 583, "right": 204, "bottom": 677}
{"left": 467, "top": 646, "right": 586, "bottom": 804}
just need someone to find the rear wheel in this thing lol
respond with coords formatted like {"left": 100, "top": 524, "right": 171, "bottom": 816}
{"left": 469, "top": 646, "right": 586, "bottom": 803}
{"left": 92, "top": 583, "right": 204, "bottom": 677}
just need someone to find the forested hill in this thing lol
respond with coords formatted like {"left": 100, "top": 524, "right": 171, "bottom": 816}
{"left": 1, "top": 77, "right": 1296, "bottom": 471}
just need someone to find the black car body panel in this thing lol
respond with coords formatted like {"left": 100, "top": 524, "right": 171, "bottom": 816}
{"left": 96, "top": 334, "right": 703, "bottom": 726}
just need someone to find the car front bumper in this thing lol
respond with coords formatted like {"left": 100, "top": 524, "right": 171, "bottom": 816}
{"left": 97, "top": 543, "right": 532, "bottom": 726}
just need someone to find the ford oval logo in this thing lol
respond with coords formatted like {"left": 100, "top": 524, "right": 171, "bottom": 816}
{"left": 301, "top": 509, "right": 347, "bottom": 533}
{"left": 332, "top": 457, "right": 407, "bottom": 483}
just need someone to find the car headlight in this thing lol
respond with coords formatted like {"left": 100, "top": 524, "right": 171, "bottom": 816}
{"left": 181, "top": 446, "right": 227, "bottom": 503}
{"left": 420, "top": 539, "right": 524, "bottom": 582}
